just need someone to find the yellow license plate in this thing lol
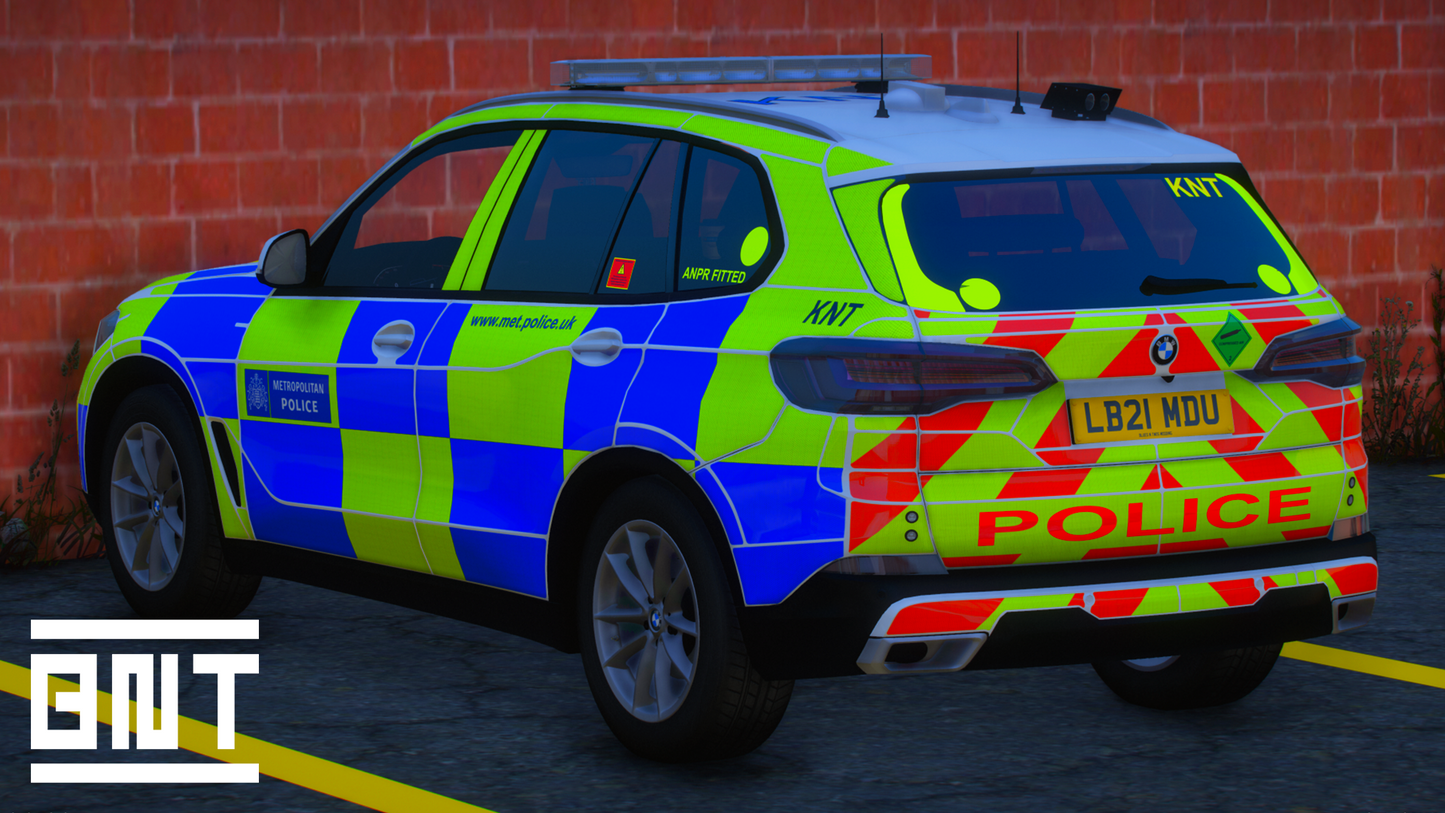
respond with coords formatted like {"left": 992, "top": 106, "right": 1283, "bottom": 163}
{"left": 1068, "top": 389, "right": 1234, "bottom": 444}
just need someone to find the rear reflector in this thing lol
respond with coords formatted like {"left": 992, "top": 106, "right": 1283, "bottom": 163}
{"left": 770, "top": 338, "right": 1055, "bottom": 414}
{"left": 1242, "top": 317, "right": 1363, "bottom": 389}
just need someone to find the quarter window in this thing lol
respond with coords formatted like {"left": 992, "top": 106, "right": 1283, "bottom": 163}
{"left": 486, "top": 131, "right": 656, "bottom": 294}
{"left": 325, "top": 131, "right": 520, "bottom": 289}
{"left": 677, "top": 147, "right": 771, "bottom": 292}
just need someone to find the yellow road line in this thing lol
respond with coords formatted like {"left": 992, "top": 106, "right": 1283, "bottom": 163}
{"left": 1282, "top": 641, "right": 1445, "bottom": 689}
{"left": 1, "top": 659, "right": 493, "bottom": 813}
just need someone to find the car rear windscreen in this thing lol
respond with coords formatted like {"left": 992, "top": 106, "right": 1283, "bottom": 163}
{"left": 885, "top": 172, "right": 1306, "bottom": 311}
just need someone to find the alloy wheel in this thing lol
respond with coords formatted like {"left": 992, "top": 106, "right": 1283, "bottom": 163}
{"left": 109, "top": 422, "right": 186, "bottom": 591}
{"left": 592, "top": 519, "right": 700, "bottom": 722}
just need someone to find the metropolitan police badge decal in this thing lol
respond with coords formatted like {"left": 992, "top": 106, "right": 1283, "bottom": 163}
{"left": 245, "top": 370, "right": 270, "bottom": 417}
{"left": 1150, "top": 334, "right": 1179, "bottom": 367}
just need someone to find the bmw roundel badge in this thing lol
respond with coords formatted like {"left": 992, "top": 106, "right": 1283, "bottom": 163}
{"left": 1151, "top": 334, "right": 1179, "bottom": 367}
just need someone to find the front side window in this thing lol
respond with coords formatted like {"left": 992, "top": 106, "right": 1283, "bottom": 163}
{"left": 676, "top": 147, "right": 771, "bottom": 292}
{"left": 325, "top": 131, "right": 520, "bottom": 289}
{"left": 879, "top": 172, "right": 1310, "bottom": 312}
{"left": 486, "top": 130, "right": 655, "bottom": 294}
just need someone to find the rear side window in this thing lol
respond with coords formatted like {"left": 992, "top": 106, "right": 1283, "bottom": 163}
{"left": 598, "top": 140, "right": 684, "bottom": 296}
{"left": 677, "top": 147, "right": 771, "bottom": 292}
{"left": 325, "top": 131, "right": 520, "bottom": 289}
{"left": 486, "top": 131, "right": 655, "bottom": 294}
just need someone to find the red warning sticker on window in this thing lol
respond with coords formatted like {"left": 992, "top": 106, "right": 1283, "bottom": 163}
{"left": 606, "top": 257, "right": 635, "bottom": 290}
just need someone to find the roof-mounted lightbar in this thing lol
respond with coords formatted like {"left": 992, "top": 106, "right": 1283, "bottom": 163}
{"left": 550, "top": 54, "right": 932, "bottom": 90}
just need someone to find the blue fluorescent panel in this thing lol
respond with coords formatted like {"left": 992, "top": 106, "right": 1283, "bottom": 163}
{"left": 244, "top": 465, "right": 355, "bottom": 558}
{"left": 145, "top": 296, "right": 262, "bottom": 361}
{"left": 617, "top": 349, "right": 716, "bottom": 453}
{"left": 648, "top": 296, "right": 748, "bottom": 349}
{"left": 731, "top": 540, "right": 842, "bottom": 605}
{"left": 415, "top": 369, "right": 449, "bottom": 438}
{"left": 171, "top": 275, "right": 270, "bottom": 296}
{"left": 418, "top": 302, "right": 470, "bottom": 366}
{"left": 587, "top": 304, "right": 665, "bottom": 343}
{"left": 451, "top": 528, "right": 547, "bottom": 597}
{"left": 615, "top": 426, "right": 692, "bottom": 461}
{"left": 562, "top": 348, "right": 641, "bottom": 451}
{"left": 449, "top": 440, "right": 561, "bottom": 535}
{"left": 139, "top": 341, "right": 203, "bottom": 413}
{"left": 695, "top": 467, "right": 745, "bottom": 546}
{"left": 186, "top": 264, "right": 256, "bottom": 279}
{"left": 239, "top": 420, "right": 344, "bottom": 508}
{"left": 710, "top": 461, "right": 846, "bottom": 544}
{"left": 189, "top": 361, "right": 237, "bottom": 419}
{"left": 337, "top": 300, "right": 447, "bottom": 365}
{"left": 337, "top": 367, "right": 415, "bottom": 434}
{"left": 77, "top": 404, "right": 89, "bottom": 492}
{"left": 819, "top": 466, "right": 843, "bottom": 493}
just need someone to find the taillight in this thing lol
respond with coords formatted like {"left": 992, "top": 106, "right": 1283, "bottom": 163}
{"left": 1272, "top": 335, "right": 1354, "bottom": 367}
{"left": 1242, "top": 317, "right": 1364, "bottom": 388}
{"left": 769, "top": 339, "right": 1055, "bottom": 414}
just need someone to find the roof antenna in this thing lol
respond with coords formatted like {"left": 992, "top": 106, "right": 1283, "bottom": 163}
{"left": 1011, "top": 31, "right": 1025, "bottom": 114}
{"left": 874, "top": 34, "right": 890, "bottom": 119}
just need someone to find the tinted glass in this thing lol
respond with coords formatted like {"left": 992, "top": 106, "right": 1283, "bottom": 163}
{"left": 598, "top": 140, "right": 684, "bottom": 296}
{"left": 893, "top": 173, "right": 1293, "bottom": 311}
{"left": 487, "top": 131, "right": 655, "bottom": 294}
{"left": 677, "top": 148, "right": 771, "bottom": 292}
{"left": 326, "top": 131, "right": 519, "bottom": 289}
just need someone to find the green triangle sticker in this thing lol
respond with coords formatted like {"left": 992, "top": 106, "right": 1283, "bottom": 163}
{"left": 1211, "top": 313, "right": 1252, "bottom": 365}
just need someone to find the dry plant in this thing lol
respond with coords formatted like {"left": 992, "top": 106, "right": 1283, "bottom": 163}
{"left": 1, "top": 340, "right": 102, "bottom": 567}
{"left": 1363, "top": 268, "right": 1445, "bottom": 460}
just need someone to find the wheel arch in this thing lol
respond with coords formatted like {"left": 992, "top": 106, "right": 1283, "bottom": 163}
{"left": 545, "top": 447, "right": 740, "bottom": 653}
{"left": 83, "top": 355, "right": 208, "bottom": 516}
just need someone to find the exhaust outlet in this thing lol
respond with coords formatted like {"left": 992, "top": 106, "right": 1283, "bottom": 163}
{"left": 857, "top": 632, "right": 987, "bottom": 675}
{"left": 1332, "top": 593, "right": 1375, "bottom": 633}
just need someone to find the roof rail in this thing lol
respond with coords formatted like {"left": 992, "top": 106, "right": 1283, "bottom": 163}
{"left": 448, "top": 90, "right": 844, "bottom": 142}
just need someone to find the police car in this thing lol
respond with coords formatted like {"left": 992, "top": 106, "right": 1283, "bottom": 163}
{"left": 79, "top": 54, "right": 1375, "bottom": 762}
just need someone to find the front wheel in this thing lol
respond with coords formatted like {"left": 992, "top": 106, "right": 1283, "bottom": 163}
{"left": 1092, "top": 644, "right": 1283, "bottom": 710}
{"left": 99, "top": 385, "right": 260, "bottom": 618}
{"left": 578, "top": 477, "right": 792, "bottom": 762}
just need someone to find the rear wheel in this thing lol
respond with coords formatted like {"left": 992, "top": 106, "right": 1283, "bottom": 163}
{"left": 99, "top": 385, "right": 260, "bottom": 618}
{"left": 578, "top": 477, "right": 792, "bottom": 762}
{"left": 1092, "top": 644, "right": 1282, "bottom": 710}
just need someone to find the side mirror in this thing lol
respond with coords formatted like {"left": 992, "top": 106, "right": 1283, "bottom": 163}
{"left": 257, "top": 229, "right": 310, "bottom": 288}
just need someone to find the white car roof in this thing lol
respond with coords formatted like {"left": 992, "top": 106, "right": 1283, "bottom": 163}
{"left": 460, "top": 83, "right": 1239, "bottom": 184}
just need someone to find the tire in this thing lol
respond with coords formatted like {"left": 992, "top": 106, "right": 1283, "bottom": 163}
{"left": 1092, "top": 643, "right": 1283, "bottom": 711}
{"left": 577, "top": 476, "right": 792, "bottom": 762}
{"left": 98, "top": 385, "right": 260, "bottom": 618}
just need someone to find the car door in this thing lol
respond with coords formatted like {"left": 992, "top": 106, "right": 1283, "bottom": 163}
{"left": 237, "top": 130, "right": 526, "bottom": 571}
{"left": 412, "top": 128, "right": 679, "bottom": 597}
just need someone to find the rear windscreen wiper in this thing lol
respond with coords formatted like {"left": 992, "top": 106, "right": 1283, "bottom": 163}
{"left": 1139, "top": 275, "right": 1259, "bottom": 296}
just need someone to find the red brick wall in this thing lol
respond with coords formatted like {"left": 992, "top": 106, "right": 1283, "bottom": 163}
{"left": 3, "top": 0, "right": 1442, "bottom": 520}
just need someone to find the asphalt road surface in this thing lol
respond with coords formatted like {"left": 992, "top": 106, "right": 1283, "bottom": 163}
{"left": 3, "top": 463, "right": 1442, "bottom": 813}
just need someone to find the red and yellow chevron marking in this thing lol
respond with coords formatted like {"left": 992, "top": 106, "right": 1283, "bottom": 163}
{"left": 874, "top": 556, "right": 1373, "bottom": 637}
{"left": 847, "top": 498, "right": 931, "bottom": 554}
{"left": 851, "top": 431, "right": 916, "bottom": 469}
{"left": 849, "top": 470, "right": 919, "bottom": 501}
{"left": 840, "top": 294, "right": 1365, "bottom": 568}
{"left": 1318, "top": 560, "right": 1378, "bottom": 598}
{"left": 924, "top": 447, "right": 1350, "bottom": 566}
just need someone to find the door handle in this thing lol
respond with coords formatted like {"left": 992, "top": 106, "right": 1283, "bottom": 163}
{"left": 372, "top": 321, "right": 415, "bottom": 364}
{"left": 571, "top": 328, "right": 624, "bottom": 366}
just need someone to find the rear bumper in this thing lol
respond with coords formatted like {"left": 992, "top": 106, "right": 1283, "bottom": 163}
{"left": 738, "top": 532, "right": 1377, "bottom": 680}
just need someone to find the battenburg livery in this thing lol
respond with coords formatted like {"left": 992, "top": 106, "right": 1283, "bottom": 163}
{"left": 78, "top": 54, "right": 1375, "bottom": 762}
